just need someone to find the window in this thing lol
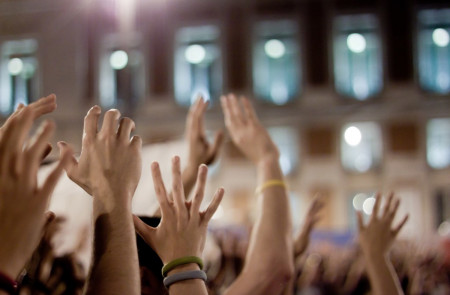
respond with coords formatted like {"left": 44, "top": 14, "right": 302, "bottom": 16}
{"left": 427, "top": 118, "right": 450, "bottom": 169}
{"left": 174, "top": 25, "right": 222, "bottom": 107}
{"left": 341, "top": 122, "right": 382, "bottom": 173}
{"left": 268, "top": 126, "right": 299, "bottom": 176}
{"left": 333, "top": 14, "right": 383, "bottom": 100}
{"left": 0, "top": 39, "right": 38, "bottom": 115}
{"left": 99, "top": 35, "right": 145, "bottom": 109}
{"left": 253, "top": 20, "right": 300, "bottom": 105}
{"left": 417, "top": 9, "right": 450, "bottom": 94}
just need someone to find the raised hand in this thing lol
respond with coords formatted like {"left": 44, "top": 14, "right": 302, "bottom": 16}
{"left": 294, "top": 196, "right": 324, "bottom": 257}
{"left": 186, "top": 97, "right": 223, "bottom": 170}
{"left": 221, "top": 94, "right": 293, "bottom": 295}
{"left": 357, "top": 193, "right": 408, "bottom": 257}
{"left": 134, "top": 156, "right": 224, "bottom": 264}
{"left": 60, "top": 106, "right": 142, "bottom": 295}
{"left": 356, "top": 193, "right": 408, "bottom": 295}
{"left": 220, "top": 94, "right": 279, "bottom": 164}
{"left": 0, "top": 107, "right": 72, "bottom": 279}
{"left": 58, "top": 106, "right": 142, "bottom": 207}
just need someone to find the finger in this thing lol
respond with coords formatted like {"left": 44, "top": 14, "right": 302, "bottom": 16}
{"left": 151, "top": 162, "right": 170, "bottom": 212}
{"left": 356, "top": 211, "right": 364, "bottom": 232}
{"left": 44, "top": 211, "right": 56, "bottom": 228}
{"left": 100, "top": 109, "right": 121, "bottom": 136}
{"left": 371, "top": 193, "right": 382, "bottom": 219}
{"left": 117, "top": 117, "right": 135, "bottom": 142}
{"left": 191, "top": 164, "right": 208, "bottom": 215}
{"left": 227, "top": 94, "right": 245, "bottom": 125}
{"left": 16, "top": 103, "right": 25, "bottom": 111}
{"left": 382, "top": 192, "right": 394, "bottom": 218}
{"left": 241, "top": 96, "right": 258, "bottom": 122}
{"left": 202, "top": 187, "right": 224, "bottom": 222}
{"left": 196, "top": 97, "right": 209, "bottom": 135}
{"left": 186, "top": 97, "right": 201, "bottom": 133}
{"left": 30, "top": 94, "right": 57, "bottom": 118}
{"left": 392, "top": 214, "right": 409, "bottom": 236}
{"left": 389, "top": 198, "right": 401, "bottom": 221}
{"left": 39, "top": 147, "right": 73, "bottom": 200}
{"left": 133, "top": 215, "right": 156, "bottom": 247}
{"left": 172, "top": 156, "right": 187, "bottom": 217}
{"left": 41, "top": 143, "right": 53, "bottom": 162}
{"left": 25, "top": 120, "right": 55, "bottom": 181}
{"left": 130, "top": 135, "right": 142, "bottom": 148}
{"left": 220, "top": 95, "right": 232, "bottom": 127}
{"left": 207, "top": 131, "right": 224, "bottom": 164}
{"left": 57, "top": 141, "right": 78, "bottom": 174}
{"left": 2, "top": 107, "right": 34, "bottom": 174}
{"left": 83, "top": 105, "right": 101, "bottom": 138}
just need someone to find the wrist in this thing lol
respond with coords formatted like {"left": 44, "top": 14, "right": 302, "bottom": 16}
{"left": 256, "top": 153, "right": 280, "bottom": 168}
{"left": 93, "top": 194, "right": 133, "bottom": 214}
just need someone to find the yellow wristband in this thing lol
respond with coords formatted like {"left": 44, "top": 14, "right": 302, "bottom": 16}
{"left": 255, "top": 179, "right": 287, "bottom": 195}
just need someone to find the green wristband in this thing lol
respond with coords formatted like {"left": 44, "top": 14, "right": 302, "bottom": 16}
{"left": 162, "top": 256, "right": 204, "bottom": 277}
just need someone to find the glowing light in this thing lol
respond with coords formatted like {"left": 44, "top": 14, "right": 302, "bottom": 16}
{"left": 8, "top": 58, "right": 23, "bottom": 76}
{"left": 185, "top": 44, "right": 206, "bottom": 64}
{"left": 344, "top": 126, "right": 362, "bottom": 146}
{"left": 110, "top": 50, "right": 128, "bottom": 70}
{"left": 347, "top": 33, "right": 366, "bottom": 53}
{"left": 264, "top": 39, "right": 286, "bottom": 59}
{"left": 352, "top": 77, "right": 369, "bottom": 100}
{"left": 352, "top": 193, "right": 367, "bottom": 211}
{"left": 363, "top": 197, "right": 375, "bottom": 215}
{"left": 432, "top": 28, "right": 449, "bottom": 47}
{"left": 270, "top": 83, "right": 289, "bottom": 105}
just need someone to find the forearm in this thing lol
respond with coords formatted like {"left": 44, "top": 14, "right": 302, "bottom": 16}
{"left": 364, "top": 253, "right": 404, "bottom": 295}
{"left": 85, "top": 198, "right": 140, "bottom": 295}
{"left": 242, "top": 156, "right": 293, "bottom": 286}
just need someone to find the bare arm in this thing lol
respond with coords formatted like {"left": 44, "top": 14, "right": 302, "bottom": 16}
{"left": 221, "top": 94, "right": 294, "bottom": 295}
{"left": 0, "top": 104, "right": 70, "bottom": 287}
{"left": 59, "top": 107, "right": 142, "bottom": 295}
{"left": 357, "top": 193, "right": 408, "bottom": 295}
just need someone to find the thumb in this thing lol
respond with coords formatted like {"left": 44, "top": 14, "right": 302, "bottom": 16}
{"left": 57, "top": 141, "right": 78, "bottom": 173}
{"left": 133, "top": 215, "right": 157, "bottom": 249}
{"left": 207, "top": 130, "right": 224, "bottom": 164}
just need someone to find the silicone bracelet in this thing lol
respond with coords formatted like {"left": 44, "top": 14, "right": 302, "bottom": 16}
{"left": 255, "top": 179, "right": 287, "bottom": 195}
{"left": 163, "top": 270, "right": 207, "bottom": 288}
{"left": 162, "top": 256, "right": 204, "bottom": 277}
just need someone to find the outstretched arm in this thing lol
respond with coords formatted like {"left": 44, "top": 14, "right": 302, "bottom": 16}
{"left": 221, "top": 94, "right": 293, "bottom": 295}
{"left": 134, "top": 156, "right": 223, "bottom": 295}
{"left": 182, "top": 97, "right": 223, "bottom": 197}
{"left": 0, "top": 105, "right": 71, "bottom": 294}
{"left": 59, "top": 106, "right": 142, "bottom": 295}
{"left": 357, "top": 193, "right": 408, "bottom": 295}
